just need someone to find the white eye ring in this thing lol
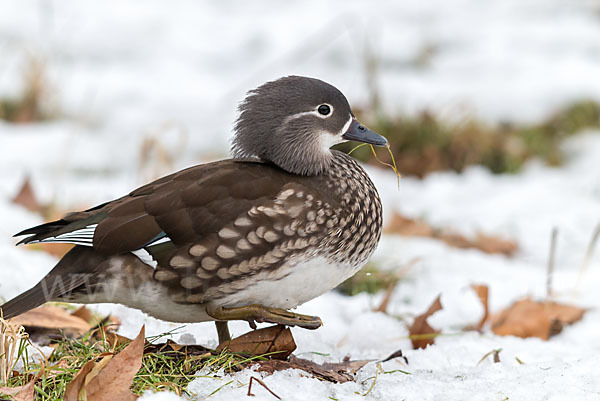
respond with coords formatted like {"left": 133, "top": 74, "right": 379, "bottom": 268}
{"left": 316, "top": 104, "right": 333, "bottom": 117}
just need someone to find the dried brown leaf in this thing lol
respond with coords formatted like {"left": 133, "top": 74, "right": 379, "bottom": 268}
{"left": 439, "top": 231, "right": 473, "bottom": 249}
{"left": 546, "top": 302, "right": 586, "bottom": 325}
{"left": 217, "top": 325, "right": 296, "bottom": 360}
{"left": 105, "top": 332, "right": 133, "bottom": 350}
{"left": 473, "top": 233, "right": 519, "bottom": 256}
{"left": 409, "top": 295, "right": 443, "bottom": 349}
{"left": 11, "top": 176, "right": 42, "bottom": 214}
{"left": 321, "top": 358, "right": 372, "bottom": 375}
{"left": 84, "top": 325, "right": 145, "bottom": 401}
{"left": 0, "top": 377, "right": 36, "bottom": 401}
{"left": 255, "top": 355, "right": 371, "bottom": 383}
{"left": 471, "top": 284, "right": 489, "bottom": 330}
{"left": 385, "top": 214, "right": 433, "bottom": 236}
{"left": 491, "top": 298, "right": 586, "bottom": 340}
{"left": 385, "top": 212, "right": 518, "bottom": 256}
{"left": 64, "top": 359, "right": 96, "bottom": 401}
{"left": 0, "top": 362, "right": 43, "bottom": 401}
{"left": 71, "top": 306, "right": 94, "bottom": 324}
{"left": 10, "top": 305, "right": 91, "bottom": 334}
{"left": 143, "top": 341, "right": 211, "bottom": 356}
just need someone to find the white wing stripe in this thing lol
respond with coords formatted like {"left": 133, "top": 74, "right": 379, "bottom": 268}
{"left": 131, "top": 248, "right": 158, "bottom": 268}
{"left": 34, "top": 239, "right": 93, "bottom": 246}
{"left": 146, "top": 236, "right": 171, "bottom": 247}
{"left": 56, "top": 232, "right": 94, "bottom": 238}
{"left": 37, "top": 224, "right": 98, "bottom": 246}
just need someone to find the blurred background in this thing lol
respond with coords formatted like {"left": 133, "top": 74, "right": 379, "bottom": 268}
{"left": 1, "top": 0, "right": 600, "bottom": 390}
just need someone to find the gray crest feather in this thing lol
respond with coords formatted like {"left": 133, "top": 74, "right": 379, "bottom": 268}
{"left": 231, "top": 76, "right": 352, "bottom": 176}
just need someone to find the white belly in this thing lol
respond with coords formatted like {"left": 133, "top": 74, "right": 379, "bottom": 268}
{"left": 215, "top": 256, "right": 361, "bottom": 310}
{"left": 80, "top": 255, "right": 363, "bottom": 323}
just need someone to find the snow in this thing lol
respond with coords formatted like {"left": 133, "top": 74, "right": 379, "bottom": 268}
{"left": 1, "top": 0, "right": 600, "bottom": 400}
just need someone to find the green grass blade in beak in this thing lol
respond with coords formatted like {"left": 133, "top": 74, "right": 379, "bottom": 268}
{"left": 342, "top": 119, "right": 387, "bottom": 146}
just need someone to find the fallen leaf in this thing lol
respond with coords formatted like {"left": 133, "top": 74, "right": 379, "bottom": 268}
{"left": 64, "top": 326, "right": 144, "bottom": 401}
{"left": 105, "top": 332, "right": 133, "bottom": 350}
{"left": 165, "top": 339, "right": 184, "bottom": 352}
{"left": 473, "top": 233, "right": 518, "bottom": 256}
{"left": 11, "top": 176, "right": 42, "bottom": 214}
{"left": 469, "top": 284, "right": 489, "bottom": 330}
{"left": 10, "top": 305, "right": 91, "bottom": 338}
{"left": 385, "top": 213, "right": 433, "bottom": 237}
{"left": 409, "top": 295, "right": 443, "bottom": 349}
{"left": 0, "top": 361, "right": 43, "bottom": 401}
{"left": 254, "top": 355, "right": 371, "bottom": 383}
{"left": 144, "top": 341, "right": 211, "bottom": 356}
{"left": 83, "top": 354, "right": 114, "bottom": 387}
{"left": 217, "top": 325, "right": 296, "bottom": 360}
{"left": 546, "top": 301, "right": 586, "bottom": 325}
{"left": 491, "top": 298, "right": 586, "bottom": 340}
{"left": 321, "top": 358, "right": 372, "bottom": 375}
{"left": 492, "top": 299, "right": 551, "bottom": 339}
{"left": 84, "top": 325, "right": 145, "bottom": 401}
{"left": 91, "top": 313, "right": 121, "bottom": 332}
{"left": 0, "top": 377, "right": 36, "bottom": 401}
{"left": 64, "top": 359, "right": 97, "bottom": 401}
{"left": 71, "top": 306, "right": 94, "bottom": 324}
{"left": 385, "top": 212, "right": 518, "bottom": 256}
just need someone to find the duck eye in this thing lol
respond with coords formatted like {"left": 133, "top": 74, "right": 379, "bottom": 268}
{"left": 317, "top": 104, "right": 331, "bottom": 116}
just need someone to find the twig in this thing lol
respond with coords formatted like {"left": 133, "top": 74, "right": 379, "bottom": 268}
{"left": 546, "top": 227, "right": 558, "bottom": 299}
{"left": 374, "top": 281, "right": 398, "bottom": 313}
{"left": 247, "top": 376, "right": 281, "bottom": 399}
{"left": 476, "top": 348, "right": 502, "bottom": 366}
{"left": 374, "top": 257, "right": 420, "bottom": 313}
{"left": 575, "top": 222, "right": 600, "bottom": 291}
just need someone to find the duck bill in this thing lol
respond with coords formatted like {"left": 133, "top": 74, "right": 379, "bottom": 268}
{"left": 342, "top": 119, "right": 388, "bottom": 146}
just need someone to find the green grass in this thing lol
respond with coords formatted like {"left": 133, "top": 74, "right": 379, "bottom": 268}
{"left": 1, "top": 328, "right": 272, "bottom": 400}
{"left": 336, "top": 263, "right": 403, "bottom": 296}
{"left": 336, "top": 100, "right": 600, "bottom": 177}
{"left": 0, "top": 57, "right": 56, "bottom": 123}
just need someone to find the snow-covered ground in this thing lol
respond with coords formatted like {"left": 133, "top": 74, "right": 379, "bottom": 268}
{"left": 1, "top": 1, "right": 600, "bottom": 400}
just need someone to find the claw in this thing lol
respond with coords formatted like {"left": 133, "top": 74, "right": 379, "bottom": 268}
{"left": 207, "top": 304, "right": 323, "bottom": 330}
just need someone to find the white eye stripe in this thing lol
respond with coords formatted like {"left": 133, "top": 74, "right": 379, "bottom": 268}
{"left": 284, "top": 103, "right": 335, "bottom": 122}
{"left": 340, "top": 117, "right": 353, "bottom": 136}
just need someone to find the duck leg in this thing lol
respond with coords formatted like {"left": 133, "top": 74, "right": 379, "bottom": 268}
{"left": 215, "top": 321, "right": 232, "bottom": 344}
{"left": 207, "top": 304, "right": 322, "bottom": 330}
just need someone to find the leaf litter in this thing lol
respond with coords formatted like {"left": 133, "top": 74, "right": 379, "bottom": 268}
{"left": 408, "top": 295, "right": 444, "bottom": 349}
{"left": 491, "top": 298, "right": 586, "bottom": 340}
{"left": 385, "top": 212, "right": 519, "bottom": 256}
